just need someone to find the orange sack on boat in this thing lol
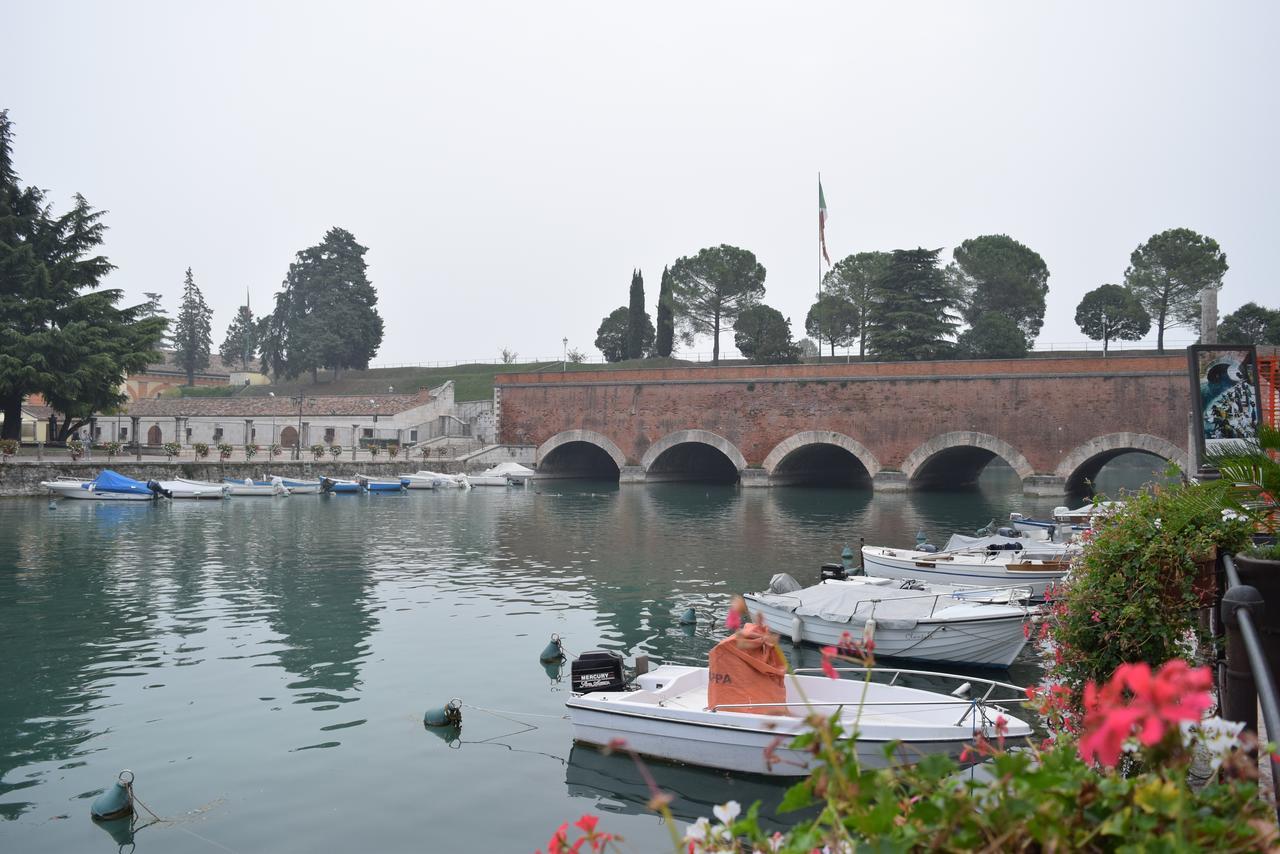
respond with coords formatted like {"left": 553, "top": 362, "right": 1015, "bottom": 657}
{"left": 707, "top": 623, "right": 789, "bottom": 715}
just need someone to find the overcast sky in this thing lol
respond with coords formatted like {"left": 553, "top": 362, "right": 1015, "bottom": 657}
{"left": 8, "top": 2, "right": 1277, "bottom": 364}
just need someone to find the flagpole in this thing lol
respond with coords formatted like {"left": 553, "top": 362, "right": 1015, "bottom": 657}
{"left": 817, "top": 172, "right": 823, "bottom": 361}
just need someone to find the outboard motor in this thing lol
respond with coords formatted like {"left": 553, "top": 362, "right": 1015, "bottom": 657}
{"left": 918, "top": 543, "right": 939, "bottom": 553}
{"left": 820, "top": 563, "right": 847, "bottom": 581}
{"left": 320, "top": 477, "right": 335, "bottom": 494}
{"left": 995, "top": 526, "right": 1018, "bottom": 538}
{"left": 146, "top": 480, "right": 172, "bottom": 499}
{"left": 571, "top": 650, "right": 626, "bottom": 694}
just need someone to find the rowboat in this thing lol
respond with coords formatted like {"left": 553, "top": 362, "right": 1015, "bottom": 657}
{"left": 156, "top": 478, "right": 228, "bottom": 499}
{"left": 566, "top": 655, "right": 1031, "bottom": 776}
{"left": 356, "top": 475, "right": 406, "bottom": 493}
{"left": 223, "top": 478, "right": 290, "bottom": 497}
{"left": 40, "top": 470, "right": 164, "bottom": 502}
{"left": 320, "top": 476, "right": 363, "bottom": 494}
{"left": 861, "top": 545, "right": 1071, "bottom": 598}
{"left": 744, "top": 573, "right": 1035, "bottom": 668}
{"left": 267, "top": 475, "right": 322, "bottom": 495}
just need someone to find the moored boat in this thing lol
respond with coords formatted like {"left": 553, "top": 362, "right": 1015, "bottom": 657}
{"left": 157, "top": 478, "right": 228, "bottom": 500}
{"left": 320, "top": 476, "right": 363, "bottom": 494}
{"left": 267, "top": 475, "right": 322, "bottom": 495}
{"left": 402, "top": 470, "right": 468, "bottom": 489}
{"left": 468, "top": 462, "right": 536, "bottom": 486}
{"left": 224, "top": 478, "right": 290, "bottom": 497}
{"left": 356, "top": 475, "right": 406, "bottom": 493}
{"left": 861, "top": 544, "right": 1071, "bottom": 598}
{"left": 40, "top": 470, "right": 165, "bottom": 502}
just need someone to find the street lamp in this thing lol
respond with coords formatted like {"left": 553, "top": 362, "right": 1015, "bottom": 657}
{"left": 290, "top": 394, "right": 314, "bottom": 460}
{"left": 562, "top": 337, "right": 568, "bottom": 372}
{"left": 268, "top": 392, "right": 277, "bottom": 448}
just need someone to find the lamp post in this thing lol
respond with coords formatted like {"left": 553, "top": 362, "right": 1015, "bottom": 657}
{"left": 268, "top": 392, "right": 277, "bottom": 448}
{"left": 291, "top": 394, "right": 307, "bottom": 460}
{"left": 562, "top": 337, "right": 568, "bottom": 372}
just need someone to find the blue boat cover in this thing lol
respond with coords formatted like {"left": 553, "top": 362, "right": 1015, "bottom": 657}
{"left": 92, "top": 470, "right": 154, "bottom": 495}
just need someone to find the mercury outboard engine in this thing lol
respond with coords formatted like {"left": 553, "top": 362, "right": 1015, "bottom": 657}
{"left": 146, "top": 480, "right": 172, "bottom": 499}
{"left": 820, "top": 563, "right": 847, "bottom": 581}
{"left": 571, "top": 650, "right": 626, "bottom": 694}
{"left": 995, "top": 526, "right": 1019, "bottom": 538}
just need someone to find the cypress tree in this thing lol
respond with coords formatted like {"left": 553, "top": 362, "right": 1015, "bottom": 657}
{"left": 172, "top": 267, "right": 214, "bottom": 385}
{"left": 625, "top": 269, "right": 646, "bottom": 360}
{"left": 654, "top": 265, "right": 675, "bottom": 357}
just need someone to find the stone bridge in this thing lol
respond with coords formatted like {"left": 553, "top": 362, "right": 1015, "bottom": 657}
{"left": 494, "top": 354, "right": 1193, "bottom": 495}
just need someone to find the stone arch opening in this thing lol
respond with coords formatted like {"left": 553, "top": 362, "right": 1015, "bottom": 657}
{"left": 536, "top": 430, "right": 625, "bottom": 480}
{"left": 280, "top": 426, "right": 299, "bottom": 448}
{"left": 147, "top": 424, "right": 162, "bottom": 445}
{"left": 641, "top": 430, "right": 745, "bottom": 484}
{"left": 902, "top": 432, "right": 1034, "bottom": 491}
{"left": 763, "top": 431, "right": 878, "bottom": 488}
{"left": 1056, "top": 433, "right": 1189, "bottom": 494}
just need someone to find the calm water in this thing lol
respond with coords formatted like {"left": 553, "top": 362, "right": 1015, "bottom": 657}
{"left": 0, "top": 459, "right": 1161, "bottom": 853}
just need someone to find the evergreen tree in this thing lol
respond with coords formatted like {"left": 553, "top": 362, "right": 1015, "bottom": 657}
{"left": 219, "top": 303, "right": 260, "bottom": 370}
{"left": 625, "top": 269, "right": 647, "bottom": 359}
{"left": 823, "top": 252, "right": 889, "bottom": 358}
{"left": 0, "top": 110, "right": 166, "bottom": 440}
{"left": 734, "top": 304, "right": 799, "bottom": 364}
{"left": 265, "top": 227, "right": 384, "bottom": 382}
{"left": 864, "top": 248, "right": 958, "bottom": 361}
{"left": 1075, "top": 284, "right": 1151, "bottom": 356}
{"left": 172, "top": 267, "right": 213, "bottom": 385}
{"left": 1217, "top": 302, "right": 1280, "bottom": 345}
{"left": 1124, "top": 228, "right": 1228, "bottom": 353}
{"left": 596, "top": 305, "right": 652, "bottom": 363}
{"left": 948, "top": 235, "right": 1050, "bottom": 349}
{"left": 804, "top": 291, "right": 859, "bottom": 357}
{"left": 654, "top": 265, "right": 675, "bottom": 357}
{"left": 669, "top": 244, "right": 766, "bottom": 365}
{"left": 956, "top": 313, "right": 1029, "bottom": 359}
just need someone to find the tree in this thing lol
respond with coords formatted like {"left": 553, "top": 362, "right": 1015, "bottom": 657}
{"left": 823, "top": 252, "right": 889, "bottom": 358}
{"left": 733, "top": 304, "right": 799, "bottom": 364}
{"left": 219, "top": 303, "right": 259, "bottom": 371}
{"left": 654, "top": 265, "right": 675, "bottom": 357}
{"left": 171, "top": 267, "right": 213, "bottom": 385}
{"left": 804, "top": 291, "right": 859, "bottom": 357}
{"left": 595, "top": 305, "right": 652, "bottom": 362}
{"left": 948, "top": 235, "right": 1049, "bottom": 349}
{"left": 864, "top": 248, "right": 958, "bottom": 361}
{"left": 956, "top": 313, "right": 1030, "bottom": 359}
{"left": 1217, "top": 302, "right": 1280, "bottom": 345}
{"left": 264, "top": 227, "right": 384, "bottom": 382}
{"left": 625, "top": 269, "right": 647, "bottom": 360}
{"left": 1124, "top": 228, "right": 1228, "bottom": 352}
{"left": 0, "top": 110, "right": 167, "bottom": 440}
{"left": 669, "top": 245, "right": 766, "bottom": 364}
{"left": 1075, "top": 284, "right": 1152, "bottom": 356}
{"left": 797, "top": 337, "right": 818, "bottom": 359}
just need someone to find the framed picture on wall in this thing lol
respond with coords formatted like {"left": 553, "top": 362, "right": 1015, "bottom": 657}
{"left": 1187, "top": 344, "right": 1263, "bottom": 469}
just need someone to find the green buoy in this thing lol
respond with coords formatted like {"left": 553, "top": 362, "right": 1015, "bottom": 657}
{"left": 423, "top": 698, "right": 462, "bottom": 728}
{"left": 90, "top": 770, "right": 134, "bottom": 821}
{"left": 678, "top": 607, "right": 697, "bottom": 625}
{"left": 539, "top": 633, "right": 565, "bottom": 663}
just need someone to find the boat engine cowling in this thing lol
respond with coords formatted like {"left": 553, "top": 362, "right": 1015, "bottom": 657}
{"left": 819, "top": 563, "right": 847, "bottom": 581}
{"left": 571, "top": 650, "right": 626, "bottom": 694}
{"left": 146, "top": 480, "right": 172, "bottom": 499}
{"left": 768, "top": 573, "right": 803, "bottom": 594}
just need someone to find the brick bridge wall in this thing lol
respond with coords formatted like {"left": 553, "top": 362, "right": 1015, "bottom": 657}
{"left": 495, "top": 354, "right": 1192, "bottom": 494}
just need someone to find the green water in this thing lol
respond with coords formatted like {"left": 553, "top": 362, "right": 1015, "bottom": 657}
{"left": 0, "top": 459, "right": 1160, "bottom": 852}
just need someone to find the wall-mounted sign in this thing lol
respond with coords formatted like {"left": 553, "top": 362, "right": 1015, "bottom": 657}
{"left": 1188, "top": 344, "right": 1262, "bottom": 468}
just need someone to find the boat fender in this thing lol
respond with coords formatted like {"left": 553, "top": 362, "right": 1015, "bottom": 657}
{"left": 790, "top": 616, "right": 803, "bottom": 645}
{"left": 678, "top": 607, "right": 698, "bottom": 625}
{"left": 539, "top": 633, "right": 565, "bottom": 663}
{"left": 951, "top": 682, "right": 972, "bottom": 697}
{"left": 862, "top": 619, "right": 876, "bottom": 648}
{"left": 423, "top": 698, "right": 462, "bottom": 728}
{"left": 90, "top": 770, "right": 134, "bottom": 821}
{"left": 918, "top": 543, "right": 938, "bottom": 553}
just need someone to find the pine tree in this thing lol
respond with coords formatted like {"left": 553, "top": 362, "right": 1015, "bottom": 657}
{"left": 625, "top": 269, "right": 647, "bottom": 360}
{"left": 172, "top": 268, "right": 213, "bottom": 385}
{"left": 219, "top": 302, "right": 259, "bottom": 371}
{"left": 669, "top": 245, "right": 766, "bottom": 365}
{"left": 864, "top": 248, "right": 958, "bottom": 361}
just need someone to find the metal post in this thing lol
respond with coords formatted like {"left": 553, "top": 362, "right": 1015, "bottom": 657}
{"left": 1221, "top": 585, "right": 1260, "bottom": 734}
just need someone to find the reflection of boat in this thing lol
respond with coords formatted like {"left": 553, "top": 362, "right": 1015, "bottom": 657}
{"left": 861, "top": 545, "right": 1070, "bottom": 598}
{"left": 157, "top": 478, "right": 228, "bottom": 499}
{"left": 320, "top": 476, "right": 363, "bottom": 494}
{"left": 224, "top": 478, "right": 290, "bottom": 496}
{"left": 744, "top": 574, "right": 1034, "bottom": 668}
{"left": 468, "top": 462, "right": 537, "bottom": 486}
{"left": 267, "top": 475, "right": 322, "bottom": 495}
{"left": 565, "top": 744, "right": 800, "bottom": 830}
{"left": 40, "top": 470, "right": 163, "bottom": 501}
{"left": 356, "top": 475, "right": 407, "bottom": 493}
{"left": 566, "top": 661, "right": 1031, "bottom": 776}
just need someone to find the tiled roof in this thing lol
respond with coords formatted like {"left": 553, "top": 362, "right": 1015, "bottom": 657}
{"left": 125, "top": 387, "right": 437, "bottom": 418}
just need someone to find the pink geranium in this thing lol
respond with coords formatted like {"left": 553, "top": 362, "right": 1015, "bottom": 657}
{"left": 1077, "top": 660, "right": 1213, "bottom": 768}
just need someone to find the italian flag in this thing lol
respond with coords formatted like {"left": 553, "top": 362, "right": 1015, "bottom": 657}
{"left": 819, "top": 180, "right": 831, "bottom": 265}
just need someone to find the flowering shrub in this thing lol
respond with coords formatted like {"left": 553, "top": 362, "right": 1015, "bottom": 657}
{"left": 103, "top": 440, "right": 122, "bottom": 461}
{"left": 216, "top": 442, "right": 234, "bottom": 461}
{"left": 537, "top": 814, "right": 620, "bottom": 854}
{"left": 162, "top": 441, "right": 181, "bottom": 461}
{"left": 269, "top": 442, "right": 283, "bottom": 458}
{"left": 328, "top": 445, "right": 343, "bottom": 459}
{"left": 387, "top": 444, "right": 399, "bottom": 459}
{"left": 193, "top": 442, "right": 210, "bottom": 460}
{"left": 243, "top": 443, "right": 260, "bottom": 460}
{"left": 67, "top": 439, "right": 84, "bottom": 460}
{"left": 368, "top": 444, "right": 382, "bottom": 459}
{"left": 0, "top": 438, "right": 17, "bottom": 461}
{"left": 310, "top": 443, "right": 326, "bottom": 460}
{"left": 420, "top": 446, "right": 431, "bottom": 463}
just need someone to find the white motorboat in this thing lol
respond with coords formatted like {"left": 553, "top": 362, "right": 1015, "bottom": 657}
{"left": 397, "top": 473, "right": 439, "bottom": 490}
{"left": 744, "top": 573, "right": 1035, "bottom": 668}
{"left": 468, "top": 462, "right": 537, "bottom": 486}
{"left": 157, "top": 478, "right": 228, "bottom": 499}
{"left": 403, "top": 470, "right": 468, "bottom": 489}
{"left": 267, "top": 475, "right": 322, "bottom": 495}
{"left": 566, "top": 655, "right": 1032, "bottom": 776}
{"left": 1053, "top": 501, "right": 1122, "bottom": 525}
{"left": 223, "top": 478, "right": 290, "bottom": 497}
{"left": 40, "top": 470, "right": 163, "bottom": 502}
{"left": 356, "top": 475, "right": 407, "bottom": 493}
{"left": 320, "top": 476, "right": 363, "bottom": 494}
{"left": 861, "top": 544, "right": 1071, "bottom": 598}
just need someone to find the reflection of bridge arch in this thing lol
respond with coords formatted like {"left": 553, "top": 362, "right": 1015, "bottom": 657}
{"left": 1056, "top": 432, "right": 1189, "bottom": 492}
{"left": 641, "top": 430, "right": 746, "bottom": 483}
{"left": 536, "top": 430, "right": 626, "bottom": 479}
{"left": 902, "top": 431, "right": 1035, "bottom": 489}
{"left": 762, "top": 431, "right": 879, "bottom": 487}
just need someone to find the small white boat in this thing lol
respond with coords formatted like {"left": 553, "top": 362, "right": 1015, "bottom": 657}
{"left": 267, "top": 475, "right": 322, "bottom": 495}
{"left": 224, "top": 478, "right": 290, "bottom": 497}
{"left": 468, "top": 462, "right": 537, "bottom": 486}
{"left": 320, "top": 476, "right": 363, "bottom": 494}
{"left": 356, "top": 475, "right": 406, "bottom": 493}
{"left": 861, "top": 544, "right": 1071, "bottom": 598}
{"left": 566, "top": 656, "right": 1032, "bottom": 777}
{"left": 404, "top": 469, "right": 469, "bottom": 489}
{"left": 40, "top": 470, "right": 162, "bottom": 502}
{"left": 397, "top": 473, "right": 439, "bottom": 490}
{"left": 745, "top": 573, "right": 1034, "bottom": 668}
{"left": 157, "top": 478, "right": 228, "bottom": 500}
{"left": 1053, "top": 501, "right": 1122, "bottom": 525}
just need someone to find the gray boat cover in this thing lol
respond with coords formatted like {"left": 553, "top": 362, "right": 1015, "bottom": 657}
{"left": 751, "top": 579, "right": 1023, "bottom": 630}
{"left": 942, "top": 533, "right": 1072, "bottom": 555}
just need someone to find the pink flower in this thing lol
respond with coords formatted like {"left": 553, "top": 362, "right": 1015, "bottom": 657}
{"left": 1077, "top": 660, "right": 1213, "bottom": 768}
{"left": 574, "top": 815, "right": 598, "bottom": 834}
{"left": 820, "top": 646, "right": 839, "bottom": 680}
{"left": 725, "top": 595, "right": 749, "bottom": 630}
{"left": 1090, "top": 610, "right": 1101, "bottom": 623}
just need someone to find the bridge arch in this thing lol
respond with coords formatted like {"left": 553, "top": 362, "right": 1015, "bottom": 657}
{"left": 641, "top": 429, "right": 746, "bottom": 483}
{"left": 902, "top": 431, "right": 1035, "bottom": 489}
{"left": 1055, "top": 432, "right": 1190, "bottom": 493}
{"left": 762, "top": 431, "right": 880, "bottom": 487}
{"left": 536, "top": 429, "right": 626, "bottom": 478}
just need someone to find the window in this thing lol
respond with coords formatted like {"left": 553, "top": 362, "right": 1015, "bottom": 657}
{"left": 213, "top": 428, "right": 223, "bottom": 442}
{"left": 362, "top": 428, "right": 373, "bottom": 439}
{"left": 185, "top": 427, "right": 193, "bottom": 439}
{"left": 324, "top": 428, "right": 335, "bottom": 443}
{"left": 251, "top": 428, "right": 257, "bottom": 440}
{"left": 410, "top": 430, "right": 418, "bottom": 442}
{"left": 119, "top": 427, "right": 128, "bottom": 440}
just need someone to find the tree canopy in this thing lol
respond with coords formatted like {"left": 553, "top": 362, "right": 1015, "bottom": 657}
{"left": 822, "top": 252, "right": 888, "bottom": 358}
{"left": 625, "top": 269, "right": 647, "bottom": 360}
{"left": 1075, "top": 284, "right": 1151, "bottom": 356}
{"left": 956, "top": 313, "right": 1029, "bottom": 359}
{"left": 654, "top": 265, "right": 675, "bottom": 358}
{"left": 864, "top": 248, "right": 958, "bottom": 361}
{"left": 260, "top": 227, "right": 384, "bottom": 382}
{"left": 1124, "top": 228, "right": 1228, "bottom": 352}
{"left": 172, "top": 267, "right": 213, "bottom": 385}
{"left": 219, "top": 302, "right": 260, "bottom": 371}
{"left": 1217, "top": 302, "right": 1280, "bottom": 345}
{"left": 948, "top": 234, "right": 1049, "bottom": 349}
{"left": 733, "top": 304, "right": 799, "bottom": 364}
{"left": 669, "top": 244, "right": 766, "bottom": 364}
{"left": 595, "top": 305, "right": 652, "bottom": 362}
{"left": 0, "top": 110, "right": 166, "bottom": 440}
{"left": 805, "top": 291, "right": 860, "bottom": 357}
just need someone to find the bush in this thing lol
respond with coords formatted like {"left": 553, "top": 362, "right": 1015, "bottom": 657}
{"left": 328, "top": 445, "right": 343, "bottom": 459}
{"left": 310, "top": 443, "right": 325, "bottom": 460}
{"left": 0, "top": 438, "right": 17, "bottom": 461}
{"left": 103, "top": 440, "right": 122, "bottom": 460}
{"left": 162, "top": 441, "right": 181, "bottom": 461}
{"left": 368, "top": 444, "right": 381, "bottom": 459}
{"left": 193, "top": 442, "right": 210, "bottom": 460}
{"left": 268, "top": 442, "right": 283, "bottom": 458}
{"left": 244, "top": 443, "right": 260, "bottom": 460}
{"left": 216, "top": 442, "right": 234, "bottom": 460}
{"left": 387, "top": 444, "right": 399, "bottom": 459}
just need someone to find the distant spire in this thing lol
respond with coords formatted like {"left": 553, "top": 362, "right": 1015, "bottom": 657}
{"left": 245, "top": 287, "right": 250, "bottom": 312}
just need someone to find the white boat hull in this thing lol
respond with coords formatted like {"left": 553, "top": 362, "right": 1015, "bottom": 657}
{"left": 268, "top": 476, "right": 321, "bottom": 494}
{"left": 158, "top": 479, "right": 228, "bottom": 499}
{"left": 224, "top": 481, "right": 289, "bottom": 496}
{"left": 397, "top": 475, "right": 438, "bottom": 490}
{"left": 466, "top": 476, "right": 509, "bottom": 487}
{"left": 861, "top": 547, "right": 1068, "bottom": 598}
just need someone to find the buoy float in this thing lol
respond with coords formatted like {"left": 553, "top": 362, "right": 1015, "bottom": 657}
{"left": 423, "top": 698, "right": 462, "bottom": 728}
{"left": 790, "top": 616, "right": 803, "bottom": 645}
{"left": 678, "top": 607, "right": 697, "bottom": 625}
{"left": 90, "top": 770, "right": 135, "bottom": 821}
{"left": 862, "top": 618, "right": 877, "bottom": 649}
{"left": 539, "top": 633, "right": 565, "bottom": 663}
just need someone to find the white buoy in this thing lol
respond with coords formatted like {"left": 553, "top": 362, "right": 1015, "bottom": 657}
{"left": 790, "top": 616, "right": 803, "bottom": 645}
{"left": 862, "top": 618, "right": 876, "bottom": 648}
